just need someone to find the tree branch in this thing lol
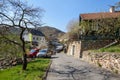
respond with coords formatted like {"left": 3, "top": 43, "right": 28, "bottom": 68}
{"left": 0, "top": 34, "right": 22, "bottom": 47}
{"left": 0, "top": 12, "right": 15, "bottom": 25}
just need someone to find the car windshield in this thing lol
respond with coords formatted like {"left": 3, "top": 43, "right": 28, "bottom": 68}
{"left": 40, "top": 49, "right": 47, "bottom": 52}
{"left": 30, "top": 49, "right": 36, "bottom": 53}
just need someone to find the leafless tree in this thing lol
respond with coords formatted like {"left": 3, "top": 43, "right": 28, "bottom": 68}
{"left": 66, "top": 19, "right": 81, "bottom": 41}
{"left": 0, "top": 0, "right": 44, "bottom": 70}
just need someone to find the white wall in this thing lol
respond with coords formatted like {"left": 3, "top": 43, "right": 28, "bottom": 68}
{"left": 23, "top": 31, "right": 47, "bottom": 47}
{"left": 32, "top": 35, "right": 47, "bottom": 46}
{"left": 23, "top": 33, "right": 30, "bottom": 41}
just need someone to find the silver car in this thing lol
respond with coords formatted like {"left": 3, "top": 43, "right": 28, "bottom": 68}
{"left": 37, "top": 49, "right": 51, "bottom": 58}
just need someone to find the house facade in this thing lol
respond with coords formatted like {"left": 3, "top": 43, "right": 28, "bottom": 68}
{"left": 23, "top": 29, "right": 46, "bottom": 47}
{"left": 79, "top": 6, "right": 120, "bottom": 40}
{"left": 67, "top": 7, "right": 120, "bottom": 58}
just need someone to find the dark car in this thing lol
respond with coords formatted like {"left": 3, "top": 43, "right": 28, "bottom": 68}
{"left": 32, "top": 41, "right": 38, "bottom": 46}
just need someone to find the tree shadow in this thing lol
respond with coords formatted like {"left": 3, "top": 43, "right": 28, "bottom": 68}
{"left": 50, "top": 56, "right": 59, "bottom": 59}
{"left": 49, "top": 66, "right": 88, "bottom": 80}
{"left": 48, "top": 65, "right": 120, "bottom": 80}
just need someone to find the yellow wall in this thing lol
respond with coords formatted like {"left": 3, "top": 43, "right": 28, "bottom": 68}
{"left": 29, "top": 33, "right": 32, "bottom": 41}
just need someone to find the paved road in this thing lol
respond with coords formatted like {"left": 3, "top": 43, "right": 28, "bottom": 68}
{"left": 46, "top": 53, "right": 120, "bottom": 80}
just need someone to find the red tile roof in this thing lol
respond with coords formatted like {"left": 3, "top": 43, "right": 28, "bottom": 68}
{"left": 80, "top": 12, "right": 120, "bottom": 20}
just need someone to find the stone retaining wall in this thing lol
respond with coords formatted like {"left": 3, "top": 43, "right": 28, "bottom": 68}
{"left": 67, "top": 40, "right": 120, "bottom": 74}
{"left": 0, "top": 58, "right": 32, "bottom": 70}
{"left": 67, "top": 40, "right": 114, "bottom": 58}
{"left": 82, "top": 40, "right": 114, "bottom": 50}
{"left": 82, "top": 51, "right": 120, "bottom": 74}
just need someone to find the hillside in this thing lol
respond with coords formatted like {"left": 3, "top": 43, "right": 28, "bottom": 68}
{"left": 0, "top": 25, "right": 65, "bottom": 39}
{"left": 0, "top": 26, "right": 21, "bottom": 35}
{"left": 37, "top": 26, "right": 65, "bottom": 39}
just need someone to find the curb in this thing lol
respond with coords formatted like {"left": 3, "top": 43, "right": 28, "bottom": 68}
{"left": 42, "top": 60, "right": 52, "bottom": 80}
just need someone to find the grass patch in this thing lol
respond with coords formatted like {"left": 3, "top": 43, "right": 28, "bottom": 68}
{"left": 97, "top": 44, "right": 120, "bottom": 53}
{"left": 0, "top": 58, "right": 50, "bottom": 80}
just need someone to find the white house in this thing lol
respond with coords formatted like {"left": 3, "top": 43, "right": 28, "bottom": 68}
{"left": 23, "top": 29, "right": 46, "bottom": 47}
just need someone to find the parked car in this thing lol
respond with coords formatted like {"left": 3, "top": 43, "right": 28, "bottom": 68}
{"left": 37, "top": 49, "right": 51, "bottom": 58}
{"left": 28, "top": 48, "right": 40, "bottom": 58}
{"left": 55, "top": 43, "right": 64, "bottom": 53}
{"left": 32, "top": 41, "right": 38, "bottom": 46}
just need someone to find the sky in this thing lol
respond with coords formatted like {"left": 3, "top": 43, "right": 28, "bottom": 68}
{"left": 25, "top": 0, "right": 120, "bottom": 32}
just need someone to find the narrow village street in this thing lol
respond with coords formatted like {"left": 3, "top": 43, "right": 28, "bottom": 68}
{"left": 46, "top": 53, "right": 120, "bottom": 80}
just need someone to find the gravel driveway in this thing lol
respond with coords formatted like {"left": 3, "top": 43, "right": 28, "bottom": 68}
{"left": 46, "top": 53, "right": 120, "bottom": 80}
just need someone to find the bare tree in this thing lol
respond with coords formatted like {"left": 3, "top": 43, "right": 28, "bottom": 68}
{"left": 0, "top": 0, "right": 44, "bottom": 70}
{"left": 115, "top": 1, "right": 120, "bottom": 11}
{"left": 66, "top": 19, "right": 81, "bottom": 41}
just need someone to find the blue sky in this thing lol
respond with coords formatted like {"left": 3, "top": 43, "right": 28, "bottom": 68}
{"left": 25, "top": 0, "right": 120, "bottom": 32}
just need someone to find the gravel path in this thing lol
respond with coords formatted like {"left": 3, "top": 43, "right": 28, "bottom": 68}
{"left": 46, "top": 53, "right": 120, "bottom": 80}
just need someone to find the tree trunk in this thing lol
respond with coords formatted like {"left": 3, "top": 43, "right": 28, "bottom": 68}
{"left": 22, "top": 53, "right": 27, "bottom": 70}
{"left": 20, "top": 28, "right": 27, "bottom": 70}
{"left": 22, "top": 40, "right": 27, "bottom": 70}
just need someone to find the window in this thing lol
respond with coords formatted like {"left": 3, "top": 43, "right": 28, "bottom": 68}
{"left": 39, "top": 37, "right": 41, "bottom": 40}
{"left": 33, "top": 37, "right": 35, "bottom": 40}
{"left": 36, "top": 37, "right": 38, "bottom": 40}
{"left": 43, "top": 38, "right": 44, "bottom": 40}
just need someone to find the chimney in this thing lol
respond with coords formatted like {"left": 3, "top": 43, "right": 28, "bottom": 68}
{"left": 109, "top": 6, "right": 115, "bottom": 13}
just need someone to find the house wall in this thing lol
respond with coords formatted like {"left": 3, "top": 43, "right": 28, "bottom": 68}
{"left": 23, "top": 33, "right": 47, "bottom": 47}
{"left": 38, "top": 36, "right": 47, "bottom": 47}
{"left": 32, "top": 35, "right": 47, "bottom": 46}
{"left": 32, "top": 35, "right": 40, "bottom": 42}
{"left": 67, "top": 41, "right": 82, "bottom": 58}
{"left": 23, "top": 33, "right": 32, "bottom": 42}
{"left": 67, "top": 40, "right": 114, "bottom": 58}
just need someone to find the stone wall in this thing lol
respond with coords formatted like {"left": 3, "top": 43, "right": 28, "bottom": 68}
{"left": 67, "top": 40, "right": 120, "bottom": 74}
{"left": 67, "top": 41, "right": 82, "bottom": 58}
{"left": 82, "top": 51, "right": 120, "bottom": 74}
{"left": 67, "top": 40, "right": 114, "bottom": 58}
{"left": 82, "top": 40, "right": 114, "bottom": 50}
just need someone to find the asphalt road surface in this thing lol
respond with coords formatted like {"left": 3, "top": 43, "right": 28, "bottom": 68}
{"left": 46, "top": 53, "right": 120, "bottom": 80}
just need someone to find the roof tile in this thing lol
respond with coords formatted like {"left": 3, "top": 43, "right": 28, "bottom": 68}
{"left": 80, "top": 12, "right": 120, "bottom": 20}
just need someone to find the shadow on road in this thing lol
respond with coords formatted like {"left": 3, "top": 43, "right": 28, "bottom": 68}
{"left": 49, "top": 65, "right": 120, "bottom": 80}
{"left": 50, "top": 56, "right": 59, "bottom": 59}
{"left": 47, "top": 53, "right": 120, "bottom": 80}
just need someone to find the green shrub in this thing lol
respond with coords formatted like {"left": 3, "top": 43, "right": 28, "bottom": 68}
{"left": 97, "top": 44, "right": 120, "bottom": 53}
